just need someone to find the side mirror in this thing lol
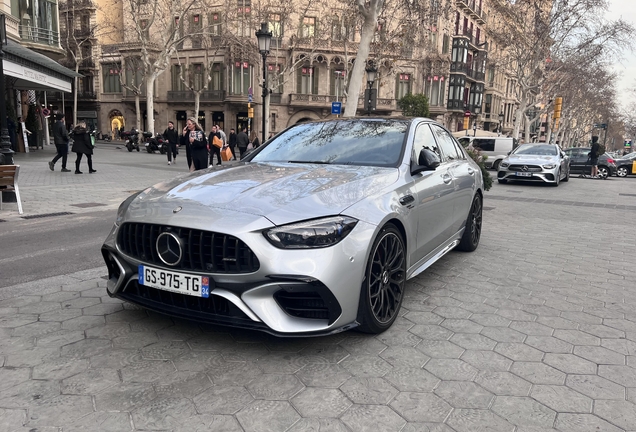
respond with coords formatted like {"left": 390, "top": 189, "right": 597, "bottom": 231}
{"left": 412, "top": 148, "right": 440, "bottom": 175}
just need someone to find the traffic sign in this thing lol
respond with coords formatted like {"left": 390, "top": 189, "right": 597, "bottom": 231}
{"left": 248, "top": 107, "right": 254, "bottom": 118}
{"left": 248, "top": 94, "right": 253, "bottom": 103}
{"left": 594, "top": 123, "right": 607, "bottom": 129}
{"left": 625, "top": 139, "right": 632, "bottom": 148}
{"left": 331, "top": 102, "right": 342, "bottom": 115}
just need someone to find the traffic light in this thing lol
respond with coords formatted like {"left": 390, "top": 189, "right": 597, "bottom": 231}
{"left": 553, "top": 97, "right": 562, "bottom": 120}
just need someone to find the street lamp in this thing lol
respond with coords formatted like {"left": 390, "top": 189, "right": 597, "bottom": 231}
{"left": 498, "top": 112, "right": 504, "bottom": 136}
{"left": 0, "top": 14, "right": 14, "bottom": 165}
{"left": 255, "top": 22, "right": 272, "bottom": 145}
{"left": 365, "top": 64, "right": 377, "bottom": 116}
{"left": 473, "top": 118, "right": 477, "bottom": 137}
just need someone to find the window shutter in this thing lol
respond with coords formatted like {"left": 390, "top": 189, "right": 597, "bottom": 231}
{"left": 312, "top": 67, "right": 319, "bottom": 94}
{"left": 395, "top": 75, "right": 399, "bottom": 99}
{"left": 297, "top": 68, "right": 302, "bottom": 94}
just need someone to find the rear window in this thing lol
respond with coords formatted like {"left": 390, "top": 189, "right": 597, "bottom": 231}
{"left": 473, "top": 139, "right": 495, "bottom": 152}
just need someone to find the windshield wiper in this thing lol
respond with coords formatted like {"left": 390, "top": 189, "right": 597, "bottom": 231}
{"left": 288, "top": 160, "right": 331, "bottom": 164}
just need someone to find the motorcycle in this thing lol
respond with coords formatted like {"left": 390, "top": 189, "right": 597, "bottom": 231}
{"left": 144, "top": 132, "right": 167, "bottom": 154}
{"left": 122, "top": 129, "right": 141, "bottom": 152}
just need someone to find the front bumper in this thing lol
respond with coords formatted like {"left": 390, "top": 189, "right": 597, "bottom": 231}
{"left": 497, "top": 164, "right": 561, "bottom": 183}
{"left": 101, "top": 219, "right": 377, "bottom": 336}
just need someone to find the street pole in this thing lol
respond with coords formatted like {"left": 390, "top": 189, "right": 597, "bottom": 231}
{"left": 0, "top": 14, "right": 15, "bottom": 166}
{"left": 261, "top": 54, "right": 267, "bottom": 145}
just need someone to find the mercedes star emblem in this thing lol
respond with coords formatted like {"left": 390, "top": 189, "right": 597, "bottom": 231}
{"left": 522, "top": 165, "right": 528, "bottom": 171}
{"left": 156, "top": 232, "right": 183, "bottom": 266}
{"left": 173, "top": 206, "right": 182, "bottom": 213}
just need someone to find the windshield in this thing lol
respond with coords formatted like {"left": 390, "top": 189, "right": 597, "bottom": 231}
{"left": 513, "top": 144, "right": 557, "bottom": 156}
{"left": 249, "top": 120, "right": 409, "bottom": 167}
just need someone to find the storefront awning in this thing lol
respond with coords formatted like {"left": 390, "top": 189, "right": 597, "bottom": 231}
{"left": 2, "top": 39, "right": 81, "bottom": 93}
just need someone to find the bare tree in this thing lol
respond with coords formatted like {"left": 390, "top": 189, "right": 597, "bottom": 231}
{"left": 488, "top": 0, "right": 633, "bottom": 139}
{"left": 122, "top": 0, "right": 210, "bottom": 133}
{"left": 118, "top": 55, "right": 146, "bottom": 132}
{"left": 59, "top": 0, "right": 115, "bottom": 126}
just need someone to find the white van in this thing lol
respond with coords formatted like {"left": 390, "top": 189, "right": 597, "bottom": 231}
{"left": 456, "top": 136, "right": 519, "bottom": 170}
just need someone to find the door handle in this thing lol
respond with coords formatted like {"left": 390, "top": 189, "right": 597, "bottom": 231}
{"left": 442, "top": 173, "right": 453, "bottom": 184}
{"left": 399, "top": 195, "right": 415, "bottom": 206}
{"left": 467, "top": 168, "right": 475, "bottom": 175}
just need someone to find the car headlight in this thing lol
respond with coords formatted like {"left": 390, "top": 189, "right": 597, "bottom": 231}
{"left": 542, "top": 164, "right": 556, "bottom": 169}
{"left": 264, "top": 216, "right": 358, "bottom": 249}
{"left": 500, "top": 162, "right": 509, "bottom": 168}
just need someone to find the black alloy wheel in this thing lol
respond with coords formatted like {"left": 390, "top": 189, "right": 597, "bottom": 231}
{"left": 358, "top": 224, "right": 406, "bottom": 334}
{"left": 456, "top": 194, "right": 483, "bottom": 252}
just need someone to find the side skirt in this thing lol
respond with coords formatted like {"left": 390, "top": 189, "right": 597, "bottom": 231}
{"left": 406, "top": 230, "right": 463, "bottom": 280}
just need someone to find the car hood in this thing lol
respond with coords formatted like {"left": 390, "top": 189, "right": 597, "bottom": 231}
{"left": 506, "top": 154, "right": 559, "bottom": 164}
{"left": 128, "top": 162, "right": 400, "bottom": 226}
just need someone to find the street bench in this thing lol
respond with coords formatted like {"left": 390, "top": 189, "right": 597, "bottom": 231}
{"left": 0, "top": 165, "right": 24, "bottom": 215}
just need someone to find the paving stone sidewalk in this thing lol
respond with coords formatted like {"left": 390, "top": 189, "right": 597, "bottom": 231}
{"left": 1, "top": 150, "right": 636, "bottom": 431}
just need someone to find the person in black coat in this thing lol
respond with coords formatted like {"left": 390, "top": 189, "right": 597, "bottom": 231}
{"left": 71, "top": 122, "right": 96, "bottom": 174}
{"left": 180, "top": 117, "right": 208, "bottom": 171}
{"left": 49, "top": 114, "right": 71, "bottom": 172}
{"left": 236, "top": 128, "right": 249, "bottom": 160}
{"left": 228, "top": 128, "right": 237, "bottom": 160}
{"left": 208, "top": 125, "right": 222, "bottom": 166}
{"left": 163, "top": 121, "right": 179, "bottom": 165}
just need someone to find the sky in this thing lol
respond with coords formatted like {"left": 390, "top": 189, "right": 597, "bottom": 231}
{"left": 606, "top": 0, "right": 636, "bottom": 111}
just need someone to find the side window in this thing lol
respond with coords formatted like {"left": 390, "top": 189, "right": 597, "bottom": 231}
{"left": 430, "top": 125, "right": 461, "bottom": 161}
{"left": 452, "top": 139, "right": 466, "bottom": 159}
{"left": 412, "top": 123, "right": 441, "bottom": 163}
{"left": 474, "top": 139, "right": 495, "bottom": 152}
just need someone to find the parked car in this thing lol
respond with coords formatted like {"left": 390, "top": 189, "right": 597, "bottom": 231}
{"left": 456, "top": 136, "right": 518, "bottom": 170}
{"left": 497, "top": 144, "right": 570, "bottom": 186}
{"left": 563, "top": 147, "right": 617, "bottom": 179}
{"left": 614, "top": 152, "right": 636, "bottom": 177}
{"left": 101, "top": 118, "right": 484, "bottom": 336}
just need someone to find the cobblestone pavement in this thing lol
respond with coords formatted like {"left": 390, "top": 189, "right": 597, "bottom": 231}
{"left": 2, "top": 146, "right": 636, "bottom": 431}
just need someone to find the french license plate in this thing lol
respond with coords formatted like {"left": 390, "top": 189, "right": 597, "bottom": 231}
{"left": 138, "top": 265, "right": 210, "bottom": 298}
{"left": 515, "top": 172, "right": 532, "bottom": 177}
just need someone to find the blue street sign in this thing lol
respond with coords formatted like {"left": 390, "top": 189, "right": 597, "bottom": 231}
{"left": 331, "top": 102, "right": 342, "bottom": 115}
{"left": 248, "top": 94, "right": 253, "bottom": 103}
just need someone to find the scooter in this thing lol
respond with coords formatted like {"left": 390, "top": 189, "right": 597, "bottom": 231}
{"left": 122, "top": 129, "right": 141, "bottom": 152}
{"left": 144, "top": 133, "right": 166, "bottom": 154}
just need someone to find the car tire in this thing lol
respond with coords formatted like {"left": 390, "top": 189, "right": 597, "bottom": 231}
{"left": 493, "top": 160, "right": 501, "bottom": 171}
{"left": 598, "top": 166, "right": 609, "bottom": 179}
{"left": 617, "top": 166, "right": 628, "bottom": 177}
{"left": 497, "top": 179, "right": 507, "bottom": 184}
{"left": 456, "top": 193, "right": 483, "bottom": 252}
{"left": 562, "top": 166, "right": 570, "bottom": 182}
{"left": 357, "top": 224, "right": 406, "bottom": 334}
{"left": 552, "top": 170, "right": 560, "bottom": 187}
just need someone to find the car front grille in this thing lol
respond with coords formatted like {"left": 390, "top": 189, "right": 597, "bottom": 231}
{"left": 117, "top": 223, "right": 260, "bottom": 274}
{"left": 508, "top": 164, "right": 542, "bottom": 172}
{"left": 119, "top": 281, "right": 270, "bottom": 330}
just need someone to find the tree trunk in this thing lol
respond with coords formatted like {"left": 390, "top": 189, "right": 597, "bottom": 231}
{"left": 135, "top": 95, "right": 141, "bottom": 133}
{"left": 194, "top": 92, "right": 201, "bottom": 121}
{"left": 73, "top": 63, "right": 79, "bottom": 126}
{"left": 146, "top": 74, "right": 157, "bottom": 134}
{"left": 343, "top": 2, "right": 382, "bottom": 117}
{"left": 524, "top": 115, "right": 531, "bottom": 143}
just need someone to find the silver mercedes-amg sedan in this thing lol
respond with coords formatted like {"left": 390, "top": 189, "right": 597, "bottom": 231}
{"left": 101, "top": 118, "right": 484, "bottom": 336}
{"left": 497, "top": 143, "right": 570, "bottom": 186}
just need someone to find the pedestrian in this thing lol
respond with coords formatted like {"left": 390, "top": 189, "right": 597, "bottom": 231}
{"left": 7, "top": 116, "right": 17, "bottom": 151}
{"left": 180, "top": 117, "right": 208, "bottom": 171}
{"left": 250, "top": 130, "right": 260, "bottom": 149}
{"left": 71, "top": 121, "right": 96, "bottom": 174}
{"left": 589, "top": 136, "right": 601, "bottom": 178}
{"left": 208, "top": 125, "right": 223, "bottom": 166}
{"left": 163, "top": 121, "right": 179, "bottom": 165}
{"left": 236, "top": 127, "right": 249, "bottom": 160}
{"left": 49, "top": 114, "right": 71, "bottom": 172}
{"left": 228, "top": 128, "right": 237, "bottom": 160}
{"left": 120, "top": 126, "right": 125, "bottom": 140}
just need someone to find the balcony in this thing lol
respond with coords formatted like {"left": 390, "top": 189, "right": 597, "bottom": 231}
{"left": 291, "top": 37, "right": 360, "bottom": 53}
{"left": 456, "top": 0, "right": 486, "bottom": 24}
{"left": 19, "top": 25, "right": 60, "bottom": 47}
{"left": 60, "top": 0, "right": 96, "bottom": 11}
{"left": 167, "top": 90, "right": 225, "bottom": 102}
{"left": 450, "top": 62, "right": 485, "bottom": 83}
{"left": 78, "top": 91, "right": 97, "bottom": 99}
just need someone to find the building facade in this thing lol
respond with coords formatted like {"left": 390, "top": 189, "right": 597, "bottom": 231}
{"left": 63, "top": 0, "right": 520, "bottom": 138}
